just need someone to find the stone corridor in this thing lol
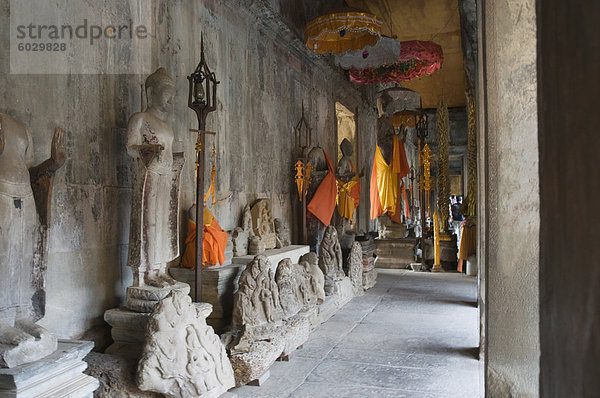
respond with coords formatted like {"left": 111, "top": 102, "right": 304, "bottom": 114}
{"left": 230, "top": 270, "right": 481, "bottom": 397}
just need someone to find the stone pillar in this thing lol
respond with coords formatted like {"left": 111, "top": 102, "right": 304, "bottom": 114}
{"left": 479, "top": 0, "right": 539, "bottom": 396}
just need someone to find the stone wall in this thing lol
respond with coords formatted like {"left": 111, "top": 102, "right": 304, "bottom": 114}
{"left": 0, "top": 0, "right": 375, "bottom": 339}
{"left": 538, "top": 0, "right": 600, "bottom": 396}
{"left": 480, "top": 0, "right": 539, "bottom": 396}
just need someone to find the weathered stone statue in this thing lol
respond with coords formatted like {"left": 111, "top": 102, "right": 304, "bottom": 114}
{"left": 0, "top": 114, "right": 66, "bottom": 368}
{"left": 275, "top": 259, "right": 302, "bottom": 318}
{"left": 232, "top": 255, "right": 283, "bottom": 328}
{"left": 299, "top": 252, "right": 325, "bottom": 305}
{"left": 335, "top": 138, "right": 361, "bottom": 239}
{"left": 125, "top": 68, "right": 188, "bottom": 312}
{"left": 137, "top": 290, "right": 235, "bottom": 397}
{"left": 376, "top": 92, "right": 396, "bottom": 166}
{"left": 274, "top": 218, "right": 290, "bottom": 248}
{"left": 250, "top": 199, "right": 276, "bottom": 249}
{"left": 318, "top": 226, "right": 345, "bottom": 296}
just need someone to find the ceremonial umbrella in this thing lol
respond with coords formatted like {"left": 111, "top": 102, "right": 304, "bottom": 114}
{"left": 305, "top": 11, "right": 383, "bottom": 54}
{"left": 349, "top": 40, "right": 443, "bottom": 84}
{"left": 335, "top": 36, "right": 401, "bottom": 69}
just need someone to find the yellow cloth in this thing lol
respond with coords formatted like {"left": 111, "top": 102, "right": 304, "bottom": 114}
{"left": 458, "top": 222, "right": 477, "bottom": 261}
{"left": 337, "top": 175, "right": 359, "bottom": 220}
{"left": 370, "top": 146, "right": 397, "bottom": 219}
{"left": 181, "top": 207, "right": 228, "bottom": 269}
{"left": 433, "top": 212, "right": 441, "bottom": 266}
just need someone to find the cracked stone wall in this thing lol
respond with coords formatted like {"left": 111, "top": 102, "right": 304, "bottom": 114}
{"left": 0, "top": 0, "right": 376, "bottom": 340}
{"left": 480, "top": 0, "right": 539, "bottom": 396}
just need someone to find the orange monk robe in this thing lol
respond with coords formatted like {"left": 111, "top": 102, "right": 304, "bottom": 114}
{"left": 370, "top": 135, "right": 411, "bottom": 220}
{"left": 181, "top": 207, "right": 228, "bottom": 269}
{"left": 307, "top": 150, "right": 338, "bottom": 226}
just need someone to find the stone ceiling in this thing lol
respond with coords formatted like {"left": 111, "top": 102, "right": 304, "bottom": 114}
{"left": 346, "top": 0, "right": 467, "bottom": 108}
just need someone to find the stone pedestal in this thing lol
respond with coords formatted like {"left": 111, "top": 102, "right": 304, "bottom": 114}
{"left": 0, "top": 340, "right": 98, "bottom": 398}
{"left": 104, "top": 308, "right": 150, "bottom": 359}
{"left": 125, "top": 281, "right": 190, "bottom": 313}
{"left": 374, "top": 238, "right": 416, "bottom": 268}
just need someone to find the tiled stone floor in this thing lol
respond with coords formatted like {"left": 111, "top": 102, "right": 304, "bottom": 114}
{"left": 230, "top": 269, "right": 482, "bottom": 398}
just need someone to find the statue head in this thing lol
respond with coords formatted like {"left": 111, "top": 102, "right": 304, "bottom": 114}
{"left": 146, "top": 67, "right": 175, "bottom": 114}
{"left": 300, "top": 252, "right": 318, "bottom": 267}
{"left": 340, "top": 138, "right": 353, "bottom": 157}
{"left": 307, "top": 146, "right": 326, "bottom": 171}
{"left": 377, "top": 91, "right": 393, "bottom": 117}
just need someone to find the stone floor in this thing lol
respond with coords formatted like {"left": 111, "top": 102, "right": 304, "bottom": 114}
{"left": 229, "top": 269, "right": 482, "bottom": 398}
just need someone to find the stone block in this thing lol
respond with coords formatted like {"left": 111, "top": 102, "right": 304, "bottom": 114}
{"left": 374, "top": 238, "right": 416, "bottom": 268}
{"left": 0, "top": 340, "right": 98, "bottom": 398}
{"left": 362, "top": 269, "right": 378, "bottom": 290}
{"left": 104, "top": 308, "right": 150, "bottom": 359}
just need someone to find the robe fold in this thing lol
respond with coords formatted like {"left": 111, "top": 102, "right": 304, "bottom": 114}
{"left": 370, "top": 135, "right": 411, "bottom": 221}
{"left": 181, "top": 207, "right": 228, "bottom": 269}
{"left": 307, "top": 150, "right": 337, "bottom": 226}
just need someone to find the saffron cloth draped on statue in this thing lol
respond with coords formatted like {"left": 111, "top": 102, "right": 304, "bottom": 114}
{"left": 337, "top": 160, "right": 361, "bottom": 220}
{"left": 370, "top": 135, "right": 410, "bottom": 220}
{"left": 307, "top": 150, "right": 338, "bottom": 226}
{"left": 181, "top": 207, "right": 228, "bottom": 268}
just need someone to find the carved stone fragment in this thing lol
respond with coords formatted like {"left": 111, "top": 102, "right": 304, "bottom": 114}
{"left": 318, "top": 225, "right": 345, "bottom": 280}
{"left": 247, "top": 236, "right": 266, "bottom": 255}
{"left": 275, "top": 259, "right": 302, "bottom": 318}
{"left": 137, "top": 290, "right": 235, "bottom": 398}
{"left": 274, "top": 218, "right": 291, "bottom": 248}
{"left": 348, "top": 242, "right": 364, "bottom": 296}
{"left": 232, "top": 255, "right": 283, "bottom": 329}
{"left": 299, "top": 252, "right": 325, "bottom": 305}
{"left": 250, "top": 199, "right": 277, "bottom": 249}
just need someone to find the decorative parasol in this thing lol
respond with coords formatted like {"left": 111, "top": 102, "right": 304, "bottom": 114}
{"left": 349, "top": 40, "right": 443, "bottom": 84}
{"left": 305, "top": 11, "right": 383, "bottom": 54}
{"left": 335, "top": 36, "right": 401, "bottom": 69}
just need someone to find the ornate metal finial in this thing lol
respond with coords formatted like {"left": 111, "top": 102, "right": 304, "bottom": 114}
{"left": 294, "top": 100, "right": 313, "bottom": 153}
{"left": 188, "top": 34, "right": 220, "bottom": 129}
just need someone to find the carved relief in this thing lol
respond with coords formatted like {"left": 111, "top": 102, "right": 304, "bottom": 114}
{"left": 318, "top": 225, "right": 344, "bottom": 280}
{"left": 299, "top": 252, "right": 325, "bottom": 305}
{"left": 137, "top": 290, "right": 235, "bottom": 397}
{"left": 348, "top": 242, "right": 364, "bottom": 295}
{"left": 250, "top": 199, "right": 276, "bottom": 249}
{"left": 275, "top": 259, "right": 302, "bottom": 318}
{"left": 232, "top": 255, "right": 283, "bottom": 328}
{"left": 274, "top": 218, "right": 290, "bottom": 248}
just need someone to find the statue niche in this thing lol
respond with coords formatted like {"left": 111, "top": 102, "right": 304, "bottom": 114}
{"left": 0, "top": 114, "right": 66, "bottom": 368}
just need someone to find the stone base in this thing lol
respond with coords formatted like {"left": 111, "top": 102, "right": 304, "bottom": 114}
{"left": 431, "top": 264, "right": 445, "bottom": 272}
{"left": 104, "top": 308, "right": 151, "bottom": 359}
{"left": 374, "top": 238, "right": 416, "bottom": 269}
{"left": 362, "top": 269, "right": 378, "bottom": 290}
{"left": 0, "top": 340, "right": 98, "bottom": 398}
{"left": 0, "top": 325, "right": 57, "bottom": 369}
{"left": 126, "top": 282, "right": 190, "bottom": 313}
{"left": 104, "top": 303, "right": 212, "bottom": 360}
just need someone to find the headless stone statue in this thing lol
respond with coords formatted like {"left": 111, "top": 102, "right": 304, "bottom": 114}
{"left": 0, "top": 114, "right": 66, "bottom": 368}
{"left": 125, "top": 68, "right": 188, "bottom": 312}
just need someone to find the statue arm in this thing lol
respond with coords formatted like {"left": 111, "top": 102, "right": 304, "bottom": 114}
{"left": 126, "top": 115, "right": 163, "bottom": 166}
{"left": 28, "top": 127, "right": 67, "bottom": 226}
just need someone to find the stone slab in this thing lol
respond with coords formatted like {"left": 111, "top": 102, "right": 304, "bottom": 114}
{"left": 231, "top": 245, "right": 310, "bottom": 272}
{"left": 0, "top": 340, "right": 98, "bottom": 398}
